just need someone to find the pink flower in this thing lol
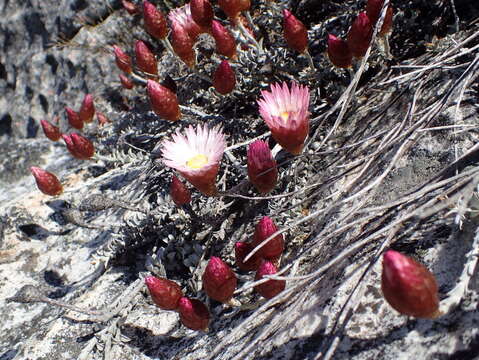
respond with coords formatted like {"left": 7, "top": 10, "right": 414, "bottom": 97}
{"left": 30, "top": 167, "right": 63, "bottom": 196}
{"left": 161, "top": 125, "right": 226, "bottom": 196}
{"left": 257, "top": 82, "right": 310, "bottom": 155}
{"left": 168, "top": 4, "right": 204, "bottom": 41}
{"left": 202, "top": 256, "right": 237, "bottom": 303}
{"left": 382, "top": 250, "right": 440, "bottom": 319}
{"left": 247, "top": 140, "right": 278, "bottom": 194}
{"left": 144, "top": 276, "right": 183, "bottom": 310}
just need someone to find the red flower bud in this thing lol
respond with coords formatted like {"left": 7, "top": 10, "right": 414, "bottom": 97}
{"left": 202, "top": 256, "right": 237, "bottom": 303}
{"left": 190, "top": 0, "right": 214, "bottom": 28}
{"left": 252, "top": 216, "right": 284, "bottom": 260}
{"left": 147, "top": 80, "right": 181, "bottom": 121}
{"left": 62, "top": 133, "right": 95, "bottom": 160}
{"left": 282, "top": 9, "right": 308, "bottom": 54}
{"left": 144, "top": 276, "right": 183, "bottom": 310}
{"left": 135, "top": 40, "right": 158, "bottom": 76}
{"left": 30, "top": 167, "right": 63, "bottom": 196}
{"left": 143, "top": 0, "right": 168, "bottom": 40}
{"left": 65, "top": 107, "right": 83, "bottom": 130}
{"left": 78, "top": 94, "right": 95, "bottom": 123}
{"left": 238, "top": 0, "right": 251, "bottom": 12}
{"left": 113, "top": 45, "right": 132, "bottom": 74}
{"left": 347, "top": 12, "right": 373, "bottom": 58}
{"left": 122, "top": 0, "right": 138, "bottom": 15}
{"left": 235, "top": 241, "right": 262, "bottom": 271}
{"left": 212, "top": 60, "right": 236, "bottom": 95}
{"left": 327, "top": 34, "right": 352, "bottom": 69}
{"left": 211, "top": 20, "right": 237, "bottom": 59}
{"left": 178, "top": 297, "right": 210, "bottom": 331}
{"left": 119, "top": 74, "right": 134, "bottom": 89}
{"left": 247, "top": 140, "right": 278, "bottom": 194}
{"left": 255, "top": 260, "right": 285, "bottom": 299}
{"left": 40, "top": 119, "right": 61, "bottom": 141}
{"left": 218, "top": 0, "right": 242, "bottom": 21}
{"left": 171, "top": 24, "right": 196, "bottom": 68}
{"left": 170, "top": 175, "right": 191, "bottom": 206}
{"left": 97, "top": 112, "right": 110, "bottom": 126}
{"left": 381, "top": 250, "right": 440, "bottom": 319}
{"left": 366, "top": 0, "right": 393, "bottom": 35}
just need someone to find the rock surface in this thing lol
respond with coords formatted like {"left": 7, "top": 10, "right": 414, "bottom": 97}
{"left": 1, "top": 0, "right": 479, "bottom": 360}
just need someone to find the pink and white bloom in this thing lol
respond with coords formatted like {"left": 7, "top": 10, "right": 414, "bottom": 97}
{"left": 161, "top": 125, "right": 226, "bottom": 196}
{"left": 257, "top": 82, "right": 310, "bottom": 155}
{"left": 168, "top": 4, "right": 203, "bottom": 41}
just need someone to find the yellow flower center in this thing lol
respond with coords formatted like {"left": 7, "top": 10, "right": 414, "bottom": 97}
{"left": 186, "top": 154, "right": 208, "bottom": 169}
{"left": 280, "top": 111, "right": 290, "bottom": 122}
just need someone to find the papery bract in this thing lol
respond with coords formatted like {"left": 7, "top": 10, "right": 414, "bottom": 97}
{"left": 62, "top": 133, "right": 95, "bottom": 160}
{"left": 212, "top": 60, "right": 236, "bottom": 95}
{"left": 251, "top": 216, "right": 284, "bottom": 260}
{"left": 247, "top": 140, "right": 278, "bottom": 194}
{"left": 30, "top": 167, "right": 63, "bottom": 196}
{"left": 144, "top": 276, "right": 183, "bottom": 310}
{"left": 327, "top": 34, "right": 352, "bottom": 69}
{"left": 283, "top": 9, "right": 308, "bottom": 54}
{"left": 40, "top": 119, "right": 61, "bottom": 141}
{"left": 170, "top": 175, "right": 191, "bottom": 206}
{"left": 235, "top": 241, "right": 262, "bottom": 271}
{"left": 113, "top": 45, "right": 132, "bottom": 74}
{"left": 190, "top": 0, "right": 214, "bottom": 29}
{"left": 79, "top": 94, "right": 95, "bottom": 123}
{"left": 135, "top": 40, "right": 158, "bottom": 76}
{"left": 143, "top": 0, "right": 168, "bottom": 40}
{"left": 65, "top": 107, "right": 83, "bottom": 130}
{"left": 257, "top": 82, "right": 310, "bottom": 155}
{"left": 255, "top": 260, "right": 285, "bottom": 299}
{"left": 202, "top": 256, "right": 237, "bottom": 303}
{"left": 347, "top": 11, "right": 373, "bottom": 58}
{"left": 147, "top": 80, "right": 181, "bottom": 121}
{"left": 178, "top": 297, "right": 210, "bottom": 331}
{"left": 211, "top": 20, "right": 237, "bottom": 59}
{"left": 161, "top": 124, "right": 226, "bottom": 196}
{"left": 381, "top": 250, "right": 440, "bottom": 319}
{"left": 170, "top": 23, "right": 196, "bottom": 68}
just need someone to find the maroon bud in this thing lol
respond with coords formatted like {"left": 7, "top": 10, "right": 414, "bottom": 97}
{"left": 135, "top": 40, "right": 158, "bottom": 76}
{"left": 143, "top": 0, "right": 168, "bottom": 40}
{"left": 190, "top": 0, "right": 214, "bottom": 28}
{"left": 366, "top": 0, "right": 393, "bottom": 35}
{"left": 30, "top": 167, "right": 63, "bottom": 196}
{"left": 65, "top": 107, "right": 83, "bottom": 130}
{"left": 251, "top": 216, "right": 284, "bottom": 260}
{"left": 119, "top": 74, "right": 134, "bottom": 89}
{"left": 247, "top": 140, "right": 278, "bottom": 194}
{"left": 171, "top": 23, "right": 196, "bottom": 68}
{"left": 97, "top": 112, "right": 110, "bottom": 126}
{"left": 170, "top": 175, "right": 191, "bottom": 206}
{"left": 178, "top": 297, "right": 210, "bottom": 331}
{"left": 327, "top": 34, "right": 352, "bottom": 69}
{"left": 218, "top": 0, "right": 242, "bottom": 21}
{"left": 283, "top": 9, "right": 308, "bottom": 54}
{"left": 238, "top": 0, "right": 251, "bottom": 12}
{"left": 147, "top": 80, "right": 181, "bottom": 121}
{"left": 255, "top": 260, "right": 285, "bottom": 299}
{"left": 122, "top": 0, "right": 138, "bottom": 15}
{"left": 202, "top": 256, "right": 237, "bottom": 303}
{"left": 40, "top": 119, "right": 61, "bottom": 141}
{"left": 113, "top": 45, "right": 132, "bottom": 74}
{"left": 78, "top": 94, "right": 95, "bottom": 123}
{"left": 144, "top": 276, "right": 183, "bottom": 310}
{"left": 347, "top": 12, "right": 373, "bottom": 58}
{"left": 235, "top": 241, "right": 262, "bottom": 271}
{"left": 211, "top": 20, "right": 237, "bottom": 59}
{"left": 62, "top": 133, "right": 95, "bottom": 160}
{"left": 382, "top": 250, "right": 440, "bottom": 319}
{"left": 212, "top": 60, "right": 236, "bottom": 95}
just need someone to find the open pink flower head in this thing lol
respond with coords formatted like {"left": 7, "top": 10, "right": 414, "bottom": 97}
{"left": 161, "top": 125, "right": 226, "bottom": 196}
{"left": 168, "top": 4, "right": 203, "bottom": 41}
{"left": 258, "top": 82, "right": 310, "bottom": 155}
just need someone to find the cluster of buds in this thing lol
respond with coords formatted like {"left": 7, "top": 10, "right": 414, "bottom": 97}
{"left": 381, "top": 250, "right": 440, "bottom": 319}
{"left": 145, "top": 276, "right": 210, "bottom": 331}
{"left": 327, "top": 0, "right": 393, "bottom": 68}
